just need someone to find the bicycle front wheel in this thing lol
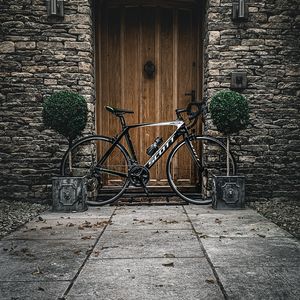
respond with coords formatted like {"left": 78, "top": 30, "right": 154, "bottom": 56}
{"left": 60, "top": 136, "right": 130, "bottom": 206}
{"left": 167, "top": 135, "right": 236, "bottom": 205}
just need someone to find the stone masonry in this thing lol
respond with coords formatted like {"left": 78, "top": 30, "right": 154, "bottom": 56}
{"left": 203, "top": 0, "right": 300, "bottom": 201}
{"left": 0, "top": 0, "right": 299, "bottom": 203}
{"left": 0, "top": 0, "right": 95, "bottom": 202}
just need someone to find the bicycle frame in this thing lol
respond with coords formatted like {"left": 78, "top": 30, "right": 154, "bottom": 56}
{"left": 97, "top": 119, "right": 201, "bottom": 176}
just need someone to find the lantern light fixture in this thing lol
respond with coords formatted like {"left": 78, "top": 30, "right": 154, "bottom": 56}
{"left": 232, "top": 0, "right": 248, "bottom": 21}
{"left": 46, "top": 0, "right": 64, "bottom": 17}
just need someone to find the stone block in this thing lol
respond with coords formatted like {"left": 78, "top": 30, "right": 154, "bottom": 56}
{"left": 0, "top": 41, "right": 15, "bottom": 53}
{"left": 15, "top": 41, "right": 36, "bottom": 49}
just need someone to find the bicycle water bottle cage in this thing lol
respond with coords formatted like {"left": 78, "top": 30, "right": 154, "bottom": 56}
{"left": 105, "top": 106, "right": 134, "bottom": 116}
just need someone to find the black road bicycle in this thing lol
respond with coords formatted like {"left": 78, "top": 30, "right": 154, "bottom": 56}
{"left": 60, "top": 102, "right": 236, "bottom": 205}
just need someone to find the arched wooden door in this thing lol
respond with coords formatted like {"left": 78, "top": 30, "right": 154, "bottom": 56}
{"left": 96, "top": 0, "right": 202, "bottom": 186}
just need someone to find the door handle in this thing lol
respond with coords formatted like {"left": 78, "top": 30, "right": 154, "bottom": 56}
{"left": 144, "top": 61, "right": 155, "bottom": 78}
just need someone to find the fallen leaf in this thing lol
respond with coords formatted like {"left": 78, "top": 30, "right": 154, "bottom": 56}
{"left": 215, "top": 218, "right": 222, "bottom": 224}
{"left": 93, "top": 221, "right": 110, "bottom": 228}
{"left": 162, "top": 262, "right": 174, "bottom": 267}
{"left": 23, "top": 228, "right": 37, "bottom": 232}
{"left": 74, "top": 250, "right": 81, "bottom": 255}
{"left": 101, "top": 245, "right": 119, "bottom": 250}
{"left": 257, "top": 233, "right": 266, "bottom": 238}
{"left": 199, "top": 234, "right": 208, "bottom": 239}
{"left": 81, "top": 221, "right": 92, "bottom": 228}
{"left": 205, "top": 278, "right": 215, "bottom": 284}
{"left": 94, "top": 251, "right": 100, "bottom": 257}
{"left": 66, "top": 222, "right": 75, "bottom": 227}
{"left": 32, "top": 266, "right": 43, "bottom": 275}
{"left": 161, "top": 220, "right": 178, "bottom": 224}
{"left": 81, "top": 235, "right": 92, "bottom": 240}
{"left": 40, "top": 226, "right": 52, "bottom": 230}
{"left": 164, "top": 253, "right": 176, "bottom": 258}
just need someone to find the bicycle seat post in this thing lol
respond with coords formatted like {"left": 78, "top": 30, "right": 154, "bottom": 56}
{"left": 118, "top": 115, "right": 127, "bottom": 129}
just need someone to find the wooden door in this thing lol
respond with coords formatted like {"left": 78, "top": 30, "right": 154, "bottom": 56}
{"left": 96, "top": 1, "right": 201, "bottom": 186}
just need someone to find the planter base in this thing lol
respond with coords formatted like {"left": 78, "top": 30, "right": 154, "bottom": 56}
{"left": 212, "top": 176, "right": 245, "bottom": 210}
{"left": 52, "top": 177, "right": 88, "bottom": 212}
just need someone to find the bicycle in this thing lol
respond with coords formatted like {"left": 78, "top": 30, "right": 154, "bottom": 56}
{"left": 60, "top": 102, "right": 236, "bottom": 206}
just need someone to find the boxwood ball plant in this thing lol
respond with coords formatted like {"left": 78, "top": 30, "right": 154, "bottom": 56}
{"left": 43, "top": 91, "right": 88, "bottom": 147}
{"left": 209, "top": 90, "right": 249, "bottom": 135}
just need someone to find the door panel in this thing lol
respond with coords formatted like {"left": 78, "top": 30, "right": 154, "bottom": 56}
{"left": 97, "top": 2, "right": 201, "bottom": 186}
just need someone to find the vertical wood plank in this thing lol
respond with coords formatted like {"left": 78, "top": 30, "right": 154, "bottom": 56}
{"left": 140, "top": 7, "right": 156, "bottom": 174}
{"left": 123, "top": 7, "right": 140, "bottom": 157}
{"left": 158, "top": 7, "right": 174, "bottom": 183}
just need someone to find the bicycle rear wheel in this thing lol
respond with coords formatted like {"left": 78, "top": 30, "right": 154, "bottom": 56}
{"left": 167, "top": 135, "right": 236, "bottom": 205}
{"left": 60, "top": 136, "right": 130, "bottom": 205}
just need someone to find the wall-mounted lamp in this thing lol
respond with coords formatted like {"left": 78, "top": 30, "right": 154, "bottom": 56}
{"left": 231, "top": 72, "right": 247, "bottom": 90}
{"left": 232, "top": 0, "right": 248, "bottom": 21}
{"left": 46, "top": 0, "right": 64, "bottom": 17}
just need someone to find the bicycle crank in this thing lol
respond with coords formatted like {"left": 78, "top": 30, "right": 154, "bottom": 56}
{"left": 128, "top": 165, "right": 150, "bottom": 194}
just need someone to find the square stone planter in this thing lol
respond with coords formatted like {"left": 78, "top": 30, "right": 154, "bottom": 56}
{"left": 212, "top": 176, "right": 245, "bottom": 210}
{"left": 52, "top": 177, "right": 88, "bottom": 212}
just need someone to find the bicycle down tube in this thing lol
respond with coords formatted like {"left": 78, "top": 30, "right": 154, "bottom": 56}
{"left": 97, "top": 120, "right": 189, "bottom": 173}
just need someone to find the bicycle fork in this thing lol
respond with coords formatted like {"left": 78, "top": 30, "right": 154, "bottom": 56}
{"left": 184, "top": 137, "right": 204, "bottom": 173}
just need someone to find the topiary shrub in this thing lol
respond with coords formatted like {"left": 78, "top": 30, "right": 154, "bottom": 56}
{"left": 43, "top": 91, "right": 88, "bottom": 146}
{"left": 209, "top": 90, "right": 249, "bottom": 175}
{"left": 209, "top": 90, "right": 249, "bottom": 135}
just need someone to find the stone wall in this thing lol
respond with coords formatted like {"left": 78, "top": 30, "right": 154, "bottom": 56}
{"left": 0, "top": 0, "right": 95, "bottom": 202}
{"left": 203, "top": 0, "right": 300, "bottom": 201}
{"left": 0, "top": 0, "right": 299, "bottom": 203}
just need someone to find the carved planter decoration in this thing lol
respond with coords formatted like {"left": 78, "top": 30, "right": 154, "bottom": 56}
{"left": 52, "top": 177, "right": 87, "bottom": 212}
{"left": 212, "top": 176, "right": 245, "bottom": 210}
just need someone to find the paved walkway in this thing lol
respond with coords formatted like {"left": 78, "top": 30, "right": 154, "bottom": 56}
{"left": 0, "top": 204, "right": 299, "bottom": 300}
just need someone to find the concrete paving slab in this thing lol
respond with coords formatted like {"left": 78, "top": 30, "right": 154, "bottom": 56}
{"left": 201, "top": 237, "right": 300, "bottom": 267}
{"left": 115, "top": 205, "right": 185, "bottom": 215}
{"left": 92, "top": 229, "right": 204, "bottom": 259}
{"left": 189, "top": 211, "right": 291, "bottom": 238}
{"left": 216, "top": 266, "right": 300, "bottom": 300}
{"left": 41, "top": 206, "right": 115, "bottom": 219}
{"left": 185, "top": 205, "right": 258, "bottom": 216}
{"left": 0, "top": 281, "right": 68, "bottom": 300}
{"left": 109, "top": 206, "right": 191, "bottom": 230}
{"left": 66, "top": 258, "right": 224, "bottom": 300}
{"left": 3, "top": 217, "right": 110, "bottom": 240}
{"left": 0, "top": 239, "right": 93, "bottom": 281}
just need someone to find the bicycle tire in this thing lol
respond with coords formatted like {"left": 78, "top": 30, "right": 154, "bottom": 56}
{"left": 167, "top": 135, "right": 236, "bottom": 205}
{"left": 60, "top": 135, "right": 130, "bottom": 206}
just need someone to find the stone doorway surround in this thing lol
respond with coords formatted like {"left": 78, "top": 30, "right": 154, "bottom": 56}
{"left": 0, "top": 0, "right": 299, "bottom": 203}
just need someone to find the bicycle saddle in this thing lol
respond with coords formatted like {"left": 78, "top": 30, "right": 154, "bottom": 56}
{"left": 105, "top": 106, "right": 134, "bottom": 115}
